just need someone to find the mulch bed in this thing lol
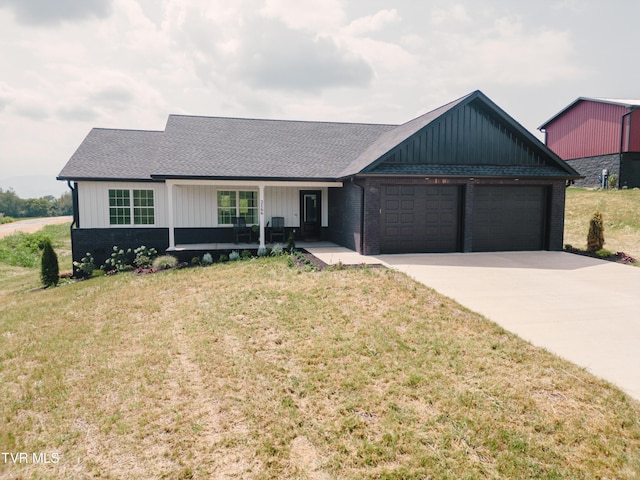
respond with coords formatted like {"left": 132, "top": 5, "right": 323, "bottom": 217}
{"left": 564, "top": 247, "right": 637, "bottom": 265}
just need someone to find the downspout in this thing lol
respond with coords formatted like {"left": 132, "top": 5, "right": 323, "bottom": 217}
{"left": 67, "top": 180, "right": 78, "bottom": 229}
{"left": 619, "top": 108, "right": 635, "bottom": 188}
{"left": 351, "top": 176, "right": 365, "bottom": 254}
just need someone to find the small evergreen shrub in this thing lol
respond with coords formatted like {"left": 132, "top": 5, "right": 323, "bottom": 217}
{"left": 586, "top": 211, "right": 605, "bottom": 253}
{"left": 229, "top": 251, "right": 240, "bottom": 261}
{"left": 608, "top": 173, "right": 618, "bottom": 189}
{"left": 257, "top": 246, "right": 268, "bottom": 257}
{"left": 201, "top": 253, "right": 213, "bottom": 266}
{"left": 40, "top": 239, "right": 59, "bottom": 287}
{"left": 152, "top": 255, "right": 178, "bottom": 270}
{"left": 241, "top": 249, "right": 252, "bottom": 260}
{"left": 271, "top": 244, "right": 284, "bottom": 256}
{"left": 218, "top": 254, "right": 228, "bottom": 263}
{"left": 287, "top": 233, "right": 296, "bottom": 252}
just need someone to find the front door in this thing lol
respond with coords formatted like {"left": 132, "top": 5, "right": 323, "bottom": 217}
{"left": 300, "top": 190, "right": 321, "bottom": 240}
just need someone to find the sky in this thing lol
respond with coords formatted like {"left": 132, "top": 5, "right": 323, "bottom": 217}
{"left": 0, "top": 0, "right": 638, "bottom": 197}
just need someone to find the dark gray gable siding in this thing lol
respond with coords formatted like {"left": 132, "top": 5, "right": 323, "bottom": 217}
{"left": 363, "top": 95, "right": 578, "bottom": 177}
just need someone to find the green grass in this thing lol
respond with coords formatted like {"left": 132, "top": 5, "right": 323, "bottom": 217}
{"left": 565, "top": 188, "right": 640, "bottom": 259}
{"left": 1, "top": 229, "right": 639, "bottom": 478}
{"left": 0, "top": 223, "right": 72, "bottom": 269}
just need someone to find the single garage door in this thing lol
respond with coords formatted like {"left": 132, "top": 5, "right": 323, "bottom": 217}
{"left": 473, "top": 185, "right": 547, "bottom": 252}
{"left": 380, "top": 185, "right": 460, "bottom": 253}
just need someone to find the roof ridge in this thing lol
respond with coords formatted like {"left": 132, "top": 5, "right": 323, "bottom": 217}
{"left": 167, "top": 113, "right": 398, "bottom": 128}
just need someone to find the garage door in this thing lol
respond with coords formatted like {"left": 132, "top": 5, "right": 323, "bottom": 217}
{"left": 472, "top": 186, "right": 547, "bottom": 252}
{"left": 380, "top": 185, "right": 460, "bottom": 253}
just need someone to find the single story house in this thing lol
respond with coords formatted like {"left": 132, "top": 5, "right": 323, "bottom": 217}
{"left": 58, "top": 90, "right": 580, "bottom": 265}
{"left": 539, "top": 97, "right": 640, "bottom": 188}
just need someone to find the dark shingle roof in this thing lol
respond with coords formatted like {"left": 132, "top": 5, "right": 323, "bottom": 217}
{"left": 156, "top": 115, "right": 395, "bottom": 179}
{"left": 58, "top": 90, "right": 579, "bottom": 182}
{"left": 58, "top": 129, "right": 164, "bottom": 181}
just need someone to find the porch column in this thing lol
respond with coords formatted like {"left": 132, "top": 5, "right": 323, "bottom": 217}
{"left": 167, "top": 182, "right": 175, "bottom": 250}
{"left": 259, "top": 184, "right": 265, "bottom": 249}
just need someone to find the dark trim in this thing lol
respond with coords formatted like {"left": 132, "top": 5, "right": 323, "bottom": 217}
{"left": 57, "top": 176, "right": 164, "bottom": 183}
{"left": 150, "top": 174, "right": 339, "bottom": 183}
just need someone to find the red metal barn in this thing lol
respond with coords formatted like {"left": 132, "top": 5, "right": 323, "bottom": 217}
{"left": 539, "top": 98, "right": 640, "bottom": 188}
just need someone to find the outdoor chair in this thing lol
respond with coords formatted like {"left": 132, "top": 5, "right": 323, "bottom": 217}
{"left": 232, "top": 217, "right": 251, "bottom": 243}
{"left": 270, "top": 216, "right": 286, "bottom": 243}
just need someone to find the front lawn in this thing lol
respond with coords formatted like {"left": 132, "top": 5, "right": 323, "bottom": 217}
{"left": 1, "top": 254, "right": 639, "bottom": 478}
{"left": 565, "top": 187, "right": 640, "bottom": 259}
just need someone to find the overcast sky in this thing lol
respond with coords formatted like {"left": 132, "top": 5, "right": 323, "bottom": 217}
{"left": 1, "top": 0, "right": 638, "bottom": 197}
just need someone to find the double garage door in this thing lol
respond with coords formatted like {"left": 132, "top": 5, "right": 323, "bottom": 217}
{"left": 380, "top": 185, "right": 547, "bottom": 254}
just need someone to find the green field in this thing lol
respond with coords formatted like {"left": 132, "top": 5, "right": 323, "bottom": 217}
{"left": 1, "top": 220, "right": 639, "bottom": 478}
{"left": 564, "top": 187, "right": 640, "bottom": 259}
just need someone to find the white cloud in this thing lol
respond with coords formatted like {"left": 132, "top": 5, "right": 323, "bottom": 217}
{"left": 0, "top": 0, "right": 113, "bottom": 25}
{"left": 429, "top": 16, "right": 582, "bottom": 88}
{"left": 344, "top": 9, "right": 400, "bottom": 36}
{"left": 260, "top": 0, "right": 345, "bottom": 31}
{"left": 431, "top": 4, "right": 471, "bottom": 25}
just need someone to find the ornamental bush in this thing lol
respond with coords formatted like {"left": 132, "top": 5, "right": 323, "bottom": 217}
{"left": 152, "top": 255, "right": 178, "bottom": 270}
{"left": 587, "top": 211, "right": 605, "bottom": 253}
{"left": 73, "top": 252, "right": 96, "bottom": 278}
{"left": 40, "top": 239, "right": 59, "bottom": 287}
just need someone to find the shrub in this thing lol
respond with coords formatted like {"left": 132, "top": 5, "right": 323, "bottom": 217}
{"left": 201, "top": 253, "right": 213, "bottom": 266}
{"left": 0, "top": 213, "right": 16, "bottom": 224}
{"left": 73, "top": 252, "right": 96, "bottom": 278}
{"left": 40, "top": 239, "right": 59, "bottom": 287}
{"left": 596, "top": 248, "right": 614, "bottom": 258}
{"left": 152, "top": 255, "right": 178, "bottom": 270}
{"left": 241, "top": 249, "right": 252, "bottom": 260}
{"left": 586, "top": 211, "right": 605, "bottom": 253}
{"left": 104, "top": 246, "right": 132, "bottom": 272}
{"left": 287, "top": 233, "right": 296, "bottom": 252}
{"left": 133, "top": 245, "right": 158, "bottom": 268}
{"left": 218, "top": 254, "right": 228, "bottom": 263}
{"left": 608, "top": 173, "right": 618, "bottom": 189}
{"left": 229, "top": 251, "right": 240, "bottom": 261}
{"left": 257, "top": 246, "right": 268, "bottom": 257}
{"left": 271, "top": 244, "right": 284, "bottom": 256}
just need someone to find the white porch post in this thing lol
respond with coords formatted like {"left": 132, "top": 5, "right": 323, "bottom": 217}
{"left": 259, "top": 184, "right": 265, "bottom": 249}
{"left": 167, "top": 182, "right": 175, "bottom": 250}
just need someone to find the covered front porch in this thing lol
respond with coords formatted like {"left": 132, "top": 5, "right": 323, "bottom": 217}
{"left": 164, "top": 179, "right": 343, "bottom": 251}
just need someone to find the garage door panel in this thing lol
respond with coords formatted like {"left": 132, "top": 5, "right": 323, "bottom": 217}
{"left": 472, "top": 186, "right": 547, "bottom": 252}
{"left": 381, "top": 185, "right": 460, "bottom": 254}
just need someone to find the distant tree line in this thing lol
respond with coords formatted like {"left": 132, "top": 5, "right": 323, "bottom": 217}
{"left": 0, "top": 188, "right": 73, "bottom": 218}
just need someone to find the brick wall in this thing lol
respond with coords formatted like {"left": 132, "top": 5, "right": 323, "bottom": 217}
{"left": 566, "top": 154, "right": 620, "bottom": 187}
{"left": 328, "top": 181, "right": 362, "bottom": 252}
{"left": 71, "top": 228, "right": 169, "bottom": 266}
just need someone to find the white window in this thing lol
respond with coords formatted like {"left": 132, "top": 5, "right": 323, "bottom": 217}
{"left": 109, "top": 189, "right": 155, "bottom": 225}
{"left": 217, "top": 190, "right": 257, "bottom": 225}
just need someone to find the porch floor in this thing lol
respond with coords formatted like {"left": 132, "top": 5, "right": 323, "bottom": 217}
{"left": 168, "top": 240, "right": 339, "bottom": 251}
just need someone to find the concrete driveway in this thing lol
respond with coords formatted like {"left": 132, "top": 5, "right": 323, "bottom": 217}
{"left": 0, "top": 216, "right": 72, "bottom": 238}
{"left": 308, "top": 247, "right": 640, "bottom": 401}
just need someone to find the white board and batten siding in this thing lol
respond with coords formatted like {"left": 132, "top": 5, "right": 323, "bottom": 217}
{"left": 174, "top": 185, "right": 329, "bottom": 227}
{"left": 77, "top": 181, "right": 168, "bottom": 228}
{"left": 77, "top": 181, "right": 329, "bottom": 229}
